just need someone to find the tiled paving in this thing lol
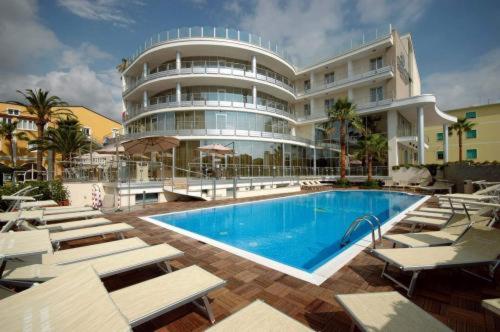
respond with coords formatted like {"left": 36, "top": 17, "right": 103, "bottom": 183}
{"left": 62, "top": 189, "right": 500, "bottom": 331}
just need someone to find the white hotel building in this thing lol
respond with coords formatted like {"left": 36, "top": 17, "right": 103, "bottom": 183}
{"left": 119, "top": 25, "right": 455, "bottom": 177}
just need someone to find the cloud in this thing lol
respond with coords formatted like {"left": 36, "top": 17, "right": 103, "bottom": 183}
{"left": 57, "top": 0, "right": 141, "bottom": 26}
{"left": 423, "top": 48, "right": 500, "bottom": 110}
{"left": 59, "top": 42, "right": 113, "bottom": 69}
{"left": 0, "top": 66, "right": 123, "bottom": 121}
{"left": 224, "top": 1, "right": 242, "bottom": 14}
{"left": 0, "top": 0, "right": 60, "bottom": 69}
{"left": 188, "top": 0, "right": 208, "bottom": 8}
{"left": 355, "top": 0, "right": 430, "bottom": 28}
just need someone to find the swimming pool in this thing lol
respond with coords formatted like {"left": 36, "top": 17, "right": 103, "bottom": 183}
{"left": 143, "top": 190, "right": 427, "bottom": 284}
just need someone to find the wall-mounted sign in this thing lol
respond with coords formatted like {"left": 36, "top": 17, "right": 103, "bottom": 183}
{"left": 397, "top": 53, "right": 412, "bottom": 84}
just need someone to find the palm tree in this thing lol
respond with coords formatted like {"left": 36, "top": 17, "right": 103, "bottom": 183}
{"left": 30, "top": 118, "right": 94, "bottom": 168}
{"left": 10, "top": 89, "right": 70, "bottom": 179}
{"left": 353, "top": 133, "right": 388, "bottom": 182}
{"left": 0, "top": 121, "right": 29, "bottom": 167}
{"left": 324, "top": 97, "right": 363, "bottom": 180}
{"left": 450, "top": 117, "right": 475, "bottom": 162}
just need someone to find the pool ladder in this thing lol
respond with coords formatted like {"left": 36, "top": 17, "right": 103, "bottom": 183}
{"left": 340, "top": 214, "right": 382, "bottom": 249}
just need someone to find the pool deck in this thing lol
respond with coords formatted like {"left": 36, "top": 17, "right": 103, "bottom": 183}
{"left": 63, "top": 188, "right": 500, "bottom": 331}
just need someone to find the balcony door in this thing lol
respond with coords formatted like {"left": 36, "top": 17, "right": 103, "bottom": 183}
{"left": 216, "top": 113, "right": 227, "bottom": 130}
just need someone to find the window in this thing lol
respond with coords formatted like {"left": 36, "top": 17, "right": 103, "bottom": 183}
{"left": 324, "top": 72, "right": 335, "bottom": 84}
{"left": 370, "top": 86, "right": 384, "bottom": 102}
{"left": 82, "top": 127, "right": 91, "bottom": 137}
{"left": 437, "top": 151, "right": 444, "bottom": 160}
{"left": 6, "top": 109, "right": 20, "bottom": 116}
{"left": 17, "top": 119, "right": 36, "bottom": 131}
{"left": 370, "top": 57, "right": 383, "bottom": 70}
{"left": 465, "top": 111, "right": 476, "bottom": 119}
{"left": 304, "top": 80, "right": 311, "bottom": 91}
{"left": 304, "top": 103, "right": 311, "bottom": 116}
{"left": 436, "top": 132, "right": 444, "bottom": 141}
{"left": 466, "top": 149, "right": 477, "bottom": 159}
{"left": 324, "top": 98, "right": 335, "bottom": 111}
{"left": 466, "top": 130, "right": 477, "bottom": 139}
{"left": 28, "top": 143, "right": 37, "bottom": 151}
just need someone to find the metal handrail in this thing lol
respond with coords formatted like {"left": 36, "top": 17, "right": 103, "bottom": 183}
{"left": 340, "top": 215, "right": 382, "bottom": 249}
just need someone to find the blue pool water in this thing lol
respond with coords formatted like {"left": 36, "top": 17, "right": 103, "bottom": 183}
{"left": 151, "top": 191, "right": 422, "bottom": 273}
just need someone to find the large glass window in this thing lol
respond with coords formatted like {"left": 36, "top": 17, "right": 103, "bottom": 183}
{"left": 370, "top": 86, "right": 384, "bottom": 102}
{"left": 466, "top": 149, "right": 477, "bottom": 159}
{"left": 436, "top": 132, "right": 444, "bottom": 141}
{"left": 465, "top": 111, "right": 476, "bottom": 119}
{"left": 466, "top": 130, "right": 477, "bottom": 139}
{"left": 324, "top": 72, "right": 335, "bottom": 84}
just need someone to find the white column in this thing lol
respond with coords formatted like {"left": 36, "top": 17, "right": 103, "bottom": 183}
{"left": 387, "top": 110, "right": 399, "bottom": 172}
{"left": 121, "top": 75, "right": 127, "bottom": 91}
{"left": 443, "top": 124, "right": 449, "bottom": 163}
{"left": 142, "top": 62, "right": 148, "bottom": 79}
{"left": 176, "top": 51, "right": 181, "bottom": 72}
{"left": 417, "top": 106, "right": 425, "bottom": 164}
{"left": 310, "top": 97, "right": 315, "bottom": 115}
{"left": 251, "top": 55, "right": 257, "bottom": 77}
{"left": 252, "top": 85, "right": 257, "bottom": 107}
{"left": 176, "top": 83, "right": 181, "bottom": 105}
{"left": 347, "top": 88, "right": 354, "bottom": 101}
{"left": 313, "top": 148, "right": 317, "bottom": 176}
{"left": 142, "top": 90, "right": 148, "bottom": 108}
{"left": 309, "top": 72, "right": 315, "bottom": 90}
{"left": 347, "top": 60, "right": 353, "bottom": 78}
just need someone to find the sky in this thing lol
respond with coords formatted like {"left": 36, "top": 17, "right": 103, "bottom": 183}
{"left": 0, "top": 0, "right": 499, "bottom": 121}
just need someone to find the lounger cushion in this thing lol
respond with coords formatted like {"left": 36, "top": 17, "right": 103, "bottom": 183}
{"left": 336, "top": 292, "right": 452, "bottom": 332}
{"left": 482, "top": 298, "right": 500, "bottom": 316}
{"left": 207, "top": 300, "right": 313, "bottom": 331}
{"left": 36, "top": 217, "right": 112, "bottom": 232}
{"left": 0, "top": 266, "right": 131, "bottom": 331}
{"left": 3, "top": 243, "right": 183, "bottom": 282}
{"left": 50, "top": 223, "right": 133, "bottom": 243}
{"left": 406, "top": 211, "right": 451, "bottom": 219}
{"left": 42, "top": 206, "right": 95, "bottom": 215}
{"left": 42, "top": 237, "right": 148, "bottom": 265}
{"left": 19, "top": 200, "right": 58, "bottom": 209}
{"left": 110, "top": 265, "right": 225, "bottom": 327}
{"left": 383, "top": 231, "right": 458, "bottom": 247}
{"left": 0, "top": 210, "right": 43, "bottom": 223}
{"left": 0, "top": 229, "right": 52, "bottom": 258}
{"left": 401, "top": 216, "right": 449, "bottom": 228}
{"left": 42, "top": 210, "right": 103, "bottom": 223}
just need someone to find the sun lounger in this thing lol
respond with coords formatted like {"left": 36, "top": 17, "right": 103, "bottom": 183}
{"left": 384, "top": 214, "right": 492, "bottom": 247}
{"left": 482, "top": 298, "right": 500, "bottom": 316}
{"left": 110, "top": 265, "right": 225, "bottom": 326}
{"left": 1, "top": 195, "right": 35, "bottom": 202}
{"left": 41, "top": 206, "right": 95, "bottom": 215}
{"left": 207, "top": 300, "right": 313, "bottom": 331}
{"left": 42, "top": 237, "right": 148, "bottom": 265}
{"left": 371, "top": 227, "right": 500, "bottom": 296}
{"left": 2, "top": 243, "right": 183, "bottom": 283}
{"left": 336, "top": 291, "right": 452, "bottom": 332}
{"left": 406, "top": 210, "right": 451, "bottom": 219}
{"left": 19, "top": 200, "right": 58, "bottom": 209}
{"left": 438, "top": 193, "right": 497, "bottom": 202}
{"left": 0, "top": 230, "right": 52, "bottom": 259}
{"left": 22, "top": 217, "right": 112, "bottom": 232}
{"left": 40, "top": 210, "right": 103, "bottom": 223}
{"left": 0, "top": 210, "right": 44, "bottom": 232}
{"left": 0, "top": 266, "right": 132, "bottom": 331}
{"left": 401, "top": 205, "right": 493, "bottom": 230}
{"left": 0, "top": 285, "right": 15, "bottom": 299}
{"left": 50, "top": 222, "right": 134, "bottom": 249}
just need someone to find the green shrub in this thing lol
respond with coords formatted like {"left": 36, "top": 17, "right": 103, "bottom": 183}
{"left": 334, "top": 178, "right": 351, "bottom": 187}
{"left": 0, "top": 180, "right": 68, "bottom": 211}
{"left": 359, "top": 180, "right": 382, "bottom": 188}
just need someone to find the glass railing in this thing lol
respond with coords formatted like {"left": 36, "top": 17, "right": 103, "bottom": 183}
{"left": 125, "top": 25, "right": 392, "bottom": 71}
{"left": 123, "top": 62, "right": 295, "bottom": 95}
{"left": 297, "top": 64, "right": 394, "bottom": 97}
{"left": 125, "top": 100, "right": 297, "bottom": 121}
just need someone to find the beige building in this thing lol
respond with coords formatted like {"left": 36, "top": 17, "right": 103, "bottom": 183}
{"left": 425, "top": 102, "right": 500, "bottom": 163}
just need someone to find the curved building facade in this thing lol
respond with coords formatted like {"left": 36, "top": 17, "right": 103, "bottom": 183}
{"left": 119, "top": 26, "right": 455, "bottom": 176}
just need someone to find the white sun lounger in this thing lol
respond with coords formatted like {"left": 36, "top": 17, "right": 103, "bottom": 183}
{"left": 406, "top": 210, "right": 451, "bottom": 219}
{"left": 2, "top": 243, "right": 183, "bottom": 283}
{"left": 22, "top": 217, "right": 112, "bottom": 232}
{"left": 110, "top": 265, "right": 226, "bottom": 326}
{"left": 207, "top": 300, "right": 313, "bottom": 331}
{"left": 40, "top": 210, "right": 103, "bottom": 223}
{"left": 482, "top": 298, "right": 500, "bottom": 317}
{"left": 384, "top": 214, "right": 492, "bottom": 247}
{"left": 401, "top": 205, "right": 493, "bottom": 230}
{"left": 336, "top": 292, "right": 452, "bottom": 332}
{"left": 0, "top": 264, "right": 226, "bottom": 330}
{"left": 0, "top": 230, "right": 52, "bottom": 259}
{"left": 42, "top": 237, "right": 148, "bottom": 265}
{"left": 372, "top": 227, "right": 500, "bottom": 296}
{"left": 50, "top": 222, "right": 134, "bottom": 249}
{"left": 19, "top": 200, "right": 58, "bottom": 209}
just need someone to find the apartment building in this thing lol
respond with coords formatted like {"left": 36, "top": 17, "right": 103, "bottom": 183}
{"left": 119, "top": 25, "right": 455, "bottom": 176}
{"left": 0, "top": 102, "right": 121, "bottom": 170}
{"left": 426, "top": 102, "right": 500, "bottom": 163}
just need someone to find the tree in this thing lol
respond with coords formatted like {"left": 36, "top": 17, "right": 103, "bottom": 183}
{"left": 353, "top": 133, "right": 388, "bottom": 182}
{"left": 30, "top": 117, "right": 95, "bottom": 171}
{"left": 324, "top": 97, "right": 363, "bottom": 180}
{"left": 449, "top": 117, "right": 475, "bottom": 162}
{"left": 0, "top": 121, "right": 29, "bottom": 167}
{"left": 10, "top": 89, "right": 70, "bottom": 179}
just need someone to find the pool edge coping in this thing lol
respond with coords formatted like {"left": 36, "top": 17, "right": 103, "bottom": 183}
{"left": 139, "top": 190, "right": 430, "bottom": 285}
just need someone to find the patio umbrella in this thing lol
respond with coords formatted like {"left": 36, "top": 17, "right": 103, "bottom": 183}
{"left": 122, "top": 136, "right": 179, "bottom": 155}
{"left": 197, "top": 144, "right": 233, "bottom": 173}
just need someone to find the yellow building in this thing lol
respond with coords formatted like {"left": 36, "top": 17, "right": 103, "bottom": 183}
{"left": 426, "top": 102, "right": 500, "bottom": 163}
{"left": 0, "top": 102, "right": 121, "bottom": 171}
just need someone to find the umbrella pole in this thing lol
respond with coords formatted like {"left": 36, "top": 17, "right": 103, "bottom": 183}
{"left": 212, "top": 153, "right": 215, "bottom": 177}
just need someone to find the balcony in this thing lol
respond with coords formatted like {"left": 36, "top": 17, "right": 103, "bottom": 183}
{"left": 125, "top": 99, "right": 297, "bottom": 123}
{"left": 123, "top": 64, "right": 295, "bottom": 96}
{"left": 296, "top": 65, "right": 394, "bottom": 98}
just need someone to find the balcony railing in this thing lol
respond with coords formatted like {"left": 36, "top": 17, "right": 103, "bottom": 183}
{"left": 123, "top": 63, "right": 295, "bottom": 96}
{"left": 297, "top": 65, "right": 394, "bottom": 97}
{"left": 125, "top": 100, "right": 297, "bottom": 122}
